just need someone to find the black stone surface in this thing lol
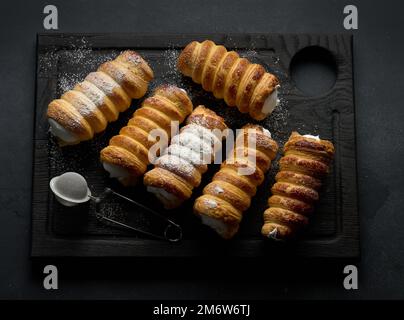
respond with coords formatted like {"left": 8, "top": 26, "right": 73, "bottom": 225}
{"left": 0, "top": 0, "right": 403, "bottom": 299}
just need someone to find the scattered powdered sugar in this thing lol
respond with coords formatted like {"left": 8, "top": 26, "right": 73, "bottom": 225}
{"left": 149, "top": 48, "right": 191, "bottom": 93}
{"left": 125, "top": 52, "right": 142, "bottom": 65}
{"left": 40, "top": 38, "right": 120, "bottom": 93}
{"left": 263, "top": 95, "right": 289, "bottom": 146}
{"left": 240, "top": 49, "right": 260, "bottom": 63}
{"left": 38, "top": 50, "right": 58, "bottom": 74}
{"left": 86, "top": 72, "right": 120, "bottom": 96}
{"left": 165, "top": 144, "right": 205, "bottom": 167}
{"left": 160, "top": 48, "right": 182, "bottom": 83}
{"left": 181, "top": 124, "right": 220, "bottom": 146}
{"left": 204, "top": 198, "right": 218, "bottom": 209}
{"left": 156, "top": 154, "right": 196, "bottom": 179}
{"left": 80, "top": 82, "right": 106, "bottom": 106}
{"left": 213, "top": 186, "right": 224, "bottom": 194}
{"left": 171, "top": 130, "right": 213, "bottom": 161}
{"left": 58, "top": 74, "right": 83, "bottom": 93}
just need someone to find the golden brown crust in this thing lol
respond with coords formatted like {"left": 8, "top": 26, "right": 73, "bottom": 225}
{"left": 153, "top": 84, "right": 193, "bottom": 120}
{"left": 185, "top": 105, "right": 228, "bottom": 131}
{"left": 213, "top": 167, "right": 257, "bottom": 197}
{"left": 178, "top": 40, "right": 280, "bottom": 120}
{"left": 61, "top": 90, "right": 107, "bottom": 134}
{"left": 100, "top": 146, "right": 147, "bottom": 177}
{"left": 47, "top": 50, "right": 153, "bottom": 145}
{"left": 236, "top": 64, "right": 265, "bottom": 113}
{"left": 100, "top": 86, "right": 193, "bottom": 185}
{"left": 194, "top": 124, "right": 278, "bottom": 239}
{"left": 192, "top": 40, "right": 215, "bottom": 84}
{"left": 73, "top": 80, "right": 119, "bottom": 122}
{"left": 268, "top": 195, "right": 314, "bottom": 216}
{"left": 201, "top": 45, "right": 227, "bottom": 92}
{"left": 212, "top": 51, "right": 239, "bottom": 100}
{"left": 116, "top": 50, "right": 154, "bottom": 82}
{"left": 98, "top": 60, "right": 147, "bottom": 99}
{"left": 143, "top": 168, "right": 193, "bottom": 202}
{"left": 224, "top": 58, "right": 250, "bottom": 107}
{"left": 47, "top": 99, "right": 93, "bottom": 142}
{"left": 118, "top": 125, "right": 156, "bottom": 150}
{"left": 284, "top": 131, "right": 335, "bottom": 162}
{"left": 177, "top": 41, "right": 199, "bottom": 77}
{"left": 144, "top": 106, "right": 227, "bottom": 209}
{"left": 194, "top": 195, "right": 241, "bottom": 239}
{"left": 261, "top": 132, "right": 335, "bottom": 240}
{"left": 275, "top": 171, "right": 322, "bottom": 191}
{"left": 248, "top": 73, "right": 279, "bottom": 120}
{"left": 85, "top": 71, "right": 131, "bottom": 112}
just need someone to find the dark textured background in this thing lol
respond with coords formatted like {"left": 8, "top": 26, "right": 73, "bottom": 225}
{"left": 0, "top": 0, "right": 403, "bottom": 299}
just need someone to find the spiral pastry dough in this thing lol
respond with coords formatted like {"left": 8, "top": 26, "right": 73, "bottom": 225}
{"left": 177, "top": 40, "right": 280, "bottom": 120}
{"left": 100, "top": 85, "right": 193, "bottom": 186}
{"left": 47, "top": 50, "right": 154, "bottom": 145}
{"left": 194, "top": 124, "right": 278, "bottom": 239}
{"left": 144, "top": 106, "right": 228, "bottom": 209}
{"left": 261, "top": 132, "right": 335, "bottom": 240}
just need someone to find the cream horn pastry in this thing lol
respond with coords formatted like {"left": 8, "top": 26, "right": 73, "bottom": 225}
{"left": 194, "top": 124, "right": 278, "bottom": 239}
{"left": 47, "top": 50, "right": 154, "bottom": 145}
{"left": 100, "top": 85, "right": 193, "bottom": 186}
{"left": 261, "top": 132, "right": 335, "bottom": 240}
{"left": 143, "top": 106, "right": 228, "bottom": 209}
{"left": 177, "top": 40, "right": 280, "bottom": 120}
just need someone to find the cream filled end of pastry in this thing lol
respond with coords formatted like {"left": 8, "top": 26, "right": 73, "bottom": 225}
{"left": 200, "top": 214, "right": 230, "bottom": 238}
{"left": 147, "top": 186, "right": 181, "bottom": 207}
{"left": 261, "top": 85, "right": 280, "bottom": 116}
{"left": 48, "top": 119, "right": 78, "bottom": 143}
{"left": 102, "top": 162, "right": 132, "bottom": 182}
{"left": 303, "top": 134, "right": 321, "bottom": 140}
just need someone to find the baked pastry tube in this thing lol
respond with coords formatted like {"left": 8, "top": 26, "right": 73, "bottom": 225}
{"left": 144, "top": 106, "right": 228, "bottom": 209}
{"left": 100, "top": 85, "right": 193, "bottom": 186}
{"left": 194, "top": 124, "right": 278, "bottom": 239}
{"left": 47, "top": 50, "right": 154, "bottom": 145}
{"left": 177, "top": 40, "right": 280, "bottom": 120}
{"left": 261, "top": 132, "right": 335, "bottom": 240}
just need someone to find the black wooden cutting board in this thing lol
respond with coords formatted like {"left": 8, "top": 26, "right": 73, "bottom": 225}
{"left": 31, "top": 33, "right": 359, "bottom": 258}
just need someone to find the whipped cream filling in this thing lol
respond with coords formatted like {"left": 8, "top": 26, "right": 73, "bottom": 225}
{"left": 303, "top": 134, "right": 320, "bottom": 140}
{"left": 200, "top": 214, "right": 228, "bottom": 236}
{"left": 262, "top": 128, "right": 272, "bottom": 138}
{"left": 48, "top": 119, "right": 78, "bottom": 143}
{"left": 102, "top": 162, "right": 131, "bottom": 180}
{"left": 261, "top": 85, "right": 280, "bottom": 116}
{"left": 147, "top": 186, "right": 180, "bottom": 204}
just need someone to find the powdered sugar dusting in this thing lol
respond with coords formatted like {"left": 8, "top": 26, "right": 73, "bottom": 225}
{"left": 213, "top": 186, "right": 224, "bottom": 194}
{"left": 263, "top": 96, "right": 289, "bottom": 146}
{"left": 156, "top": 154, "right": 196, "bottom": 180}
{"left": 40, "top": 37, "right": 120, "bottom": 94}
{"left": 204, "top": 198, "right": 218, "bottom": 209}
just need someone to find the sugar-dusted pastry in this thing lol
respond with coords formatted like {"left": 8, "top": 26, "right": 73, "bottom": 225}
{"left": 261, "top": 132, "right": 335, "bottom": 240}
{"left": 177, "top": 40, "right": 280, "bottom": 120}
{"left": 194, "top": 124, "right": 278, "bottom": 239}
{"left": 47, "top": 51, "right": 154, "bottom": 145}
{"left": 144, "top": 106, "right": 228, "bottom": 209}
{"left": 100, "top": 85, "right": 193, "bottom": 186}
